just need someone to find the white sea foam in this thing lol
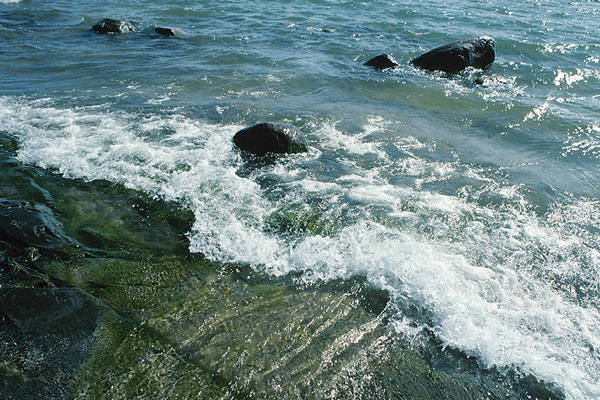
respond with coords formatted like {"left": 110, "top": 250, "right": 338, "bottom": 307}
{"left": 1, "top": 96, "right": 599, "bottom": 399}
{"left": 564, "top": 123, "right": 600, "bottom": 159}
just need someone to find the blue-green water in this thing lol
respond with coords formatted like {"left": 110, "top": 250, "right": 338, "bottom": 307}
{"left": 1, "top": 0, "right": 599, "bottom": 398}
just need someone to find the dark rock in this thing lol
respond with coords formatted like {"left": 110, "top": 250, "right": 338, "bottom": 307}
{"left": 154, "top": 27, "right": 186, "bottom": 37}
{"left": 0, "top": 288, "right": 91, "bottom": 332}
{"left": 0, "top": 288, "right": 103, "bottom": 399}
{"left": 411, "top": 36, "right": 495, "bottom": 73}
{"left": 233, "top": 123, "right": 308, "bottom": 156}
{"left": 364, "top": 54, "right": 399, "bottom": 70}
{"left": 90, "top": 18, "right": 136, "bottom": 34}
{"left": 154, "top": 27, "right": 175, "bottom": 36}
{"left": 0, "top": 200, "right": 67, "bottom": 249}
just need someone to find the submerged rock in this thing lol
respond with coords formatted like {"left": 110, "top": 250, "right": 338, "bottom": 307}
{"left": 0, "top": 288, "right": 89, "bottom": 332}
{"left": 411, "top": 36, "right": 495, "bottom": 73}
{"left": 0, "top": 288, "right": 104, "bottom": 399}
{"left": 0, "top": 199, "right": 67, "bottom": 249}
{"left": 364, "top": 54, "right": 399, "bottom": 70}
{"left": 233, "top": 123, "right": 308, "bottom": 156}
{"left": 90, "top": 18, "right": 136, "bottom": 34}
{"left": 153, "top": 27, "right": 186, "bottom": 37}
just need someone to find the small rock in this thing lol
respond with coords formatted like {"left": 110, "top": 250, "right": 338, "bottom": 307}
{"left": 154, "top": 27, "right": 186, "bottom": 37}
{"left": 90, "top": 18, "right": 136, "bottom": 34}
{"left": 233, "top": 123, "right": 308, "bottom": 156}
{"left": 364, "top": 54, "right": 399, "bottom": 70}
{"left": 411, "top": 36, "right": 495, "bottom": 73}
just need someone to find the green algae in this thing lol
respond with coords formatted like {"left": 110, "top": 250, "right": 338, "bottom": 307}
{"left": 70, "top": 315, "right": 232, "bottom": 400}
{"left": 0, "top": 288, "right": 101, "bottom": 400}
{"left": 53, "top": 254, "right": 493, "bottom": 400}
{"left": 0, "top": 151, "right": 563, "bottom": 399}
{"left": 61, "top": 256, "right": 215, "bottom": 311}
{"left": 265, "top": 203, "right": 338, "bottom": 237}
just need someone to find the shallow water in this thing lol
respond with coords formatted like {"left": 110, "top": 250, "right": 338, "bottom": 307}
{"left": 1, "top": 0, "right": 599, "bottom": 398}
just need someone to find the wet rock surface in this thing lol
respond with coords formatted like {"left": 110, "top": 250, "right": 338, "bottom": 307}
{"left": 364, "top": 54, "right": 399, "bottom": 70}
{"left": 153, "top": 27, "right": 185, "bottom": 37}
{"left": 411, "top": 36, "right": 495, "bottom": 73}
{"left": 0, "top": 200, "right": 67, "bottom": 249}
{"left": 0, "top": 153, "right": 563, "bottom": 400}
{"left": 90, "top": 18, "right": 136, "bottom": 34}
{"left": 0, "top": 288, "right": 102, "bottom": 400}
{"left": 233, "top": 122, "right": 309, "bottom": 156}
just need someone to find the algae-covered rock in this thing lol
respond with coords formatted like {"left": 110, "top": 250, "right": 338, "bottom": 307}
{"left": 0, "top": 199, "right": 67, "bottom": 249}
{"left": 0, "top": 149, "right": 561, "bottom": 400}
{"left": 54, "top": 183, "right": 193, "bottom": 256}
{"left": 3, "top": 251, "right": 562, "bottom": 400}
{"left": 0, "top": 288, "right": 102, "bottom": 400}
{"left": 39, "top": 250, "right": 495, "bottom": 399}
{"left": 265, "top": 202, "right": 340, "bottom": 237}
{"left": 71, "top": 313, "right": 232, "bottom": 400}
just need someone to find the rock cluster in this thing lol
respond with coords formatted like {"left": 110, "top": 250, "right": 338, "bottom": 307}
{"left": 365, "top": 36, "right": 496, "bottom": 73}
{"left": 89, "top": 20, "right": 498, "bottom": 155}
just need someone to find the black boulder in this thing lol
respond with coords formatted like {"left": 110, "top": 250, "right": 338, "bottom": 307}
{"left": 364, "top": 54, "right": 399, "bottom": 70}
{"left": 411, "top": 36, "right": 495, "bottom": 73}
{"left": 91, "top": 18, "right": 136, "bottom": 34}
{"left": 154, "top": 27, "right": 186, "bottom": 37}
{"left": 233, "top": 123, "right": 308, "bottom": 156}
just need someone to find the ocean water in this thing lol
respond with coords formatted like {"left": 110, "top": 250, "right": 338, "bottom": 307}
{"left": 1, "top": 0, "right": 599, "bottom": 398}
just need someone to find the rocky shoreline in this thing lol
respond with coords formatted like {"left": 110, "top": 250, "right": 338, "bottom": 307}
{"left": 0, "top": 130, "right": 563, "bottom": 399}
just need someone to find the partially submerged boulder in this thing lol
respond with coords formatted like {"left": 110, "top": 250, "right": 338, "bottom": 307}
{"left": 91, "top": 18, "right": 136, "bottom": 34}
{"left": 411, "top": 36, "right": 495, "bottom": 73}
{"left": 233, "top": 123, "right": 308, "bottom": 156}
{"left": 0, "top": 200, "right": 67, "bottom": 249}
{"left": 364, "top": 54, "right": 398, "bottom": 70}
{"left": 153, "top": 27, "right": 186, "bottom": 37}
